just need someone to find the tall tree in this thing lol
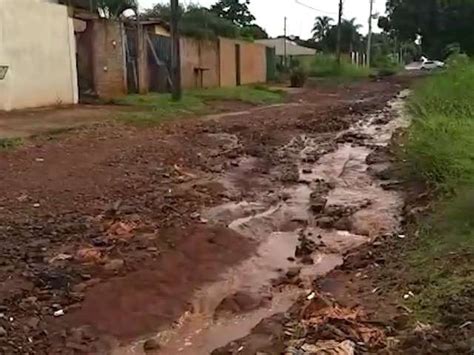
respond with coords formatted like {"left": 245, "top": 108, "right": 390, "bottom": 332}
{"left": 61, "top": 0, "right": 138, "bottom": 17}
{"left": 379, "top": 0, "right": 474, "bottom": 58}
{"left": 312, "top": 16, "right": 333, "bottom": 42}
{"left": 210, "top": 0, "right": 255, "bottom": 27}
{"left": 143, "top": 3, "right": 239, "bottom": 39}
{"left": 320, "top": 18, "right": 363, "bottom": 53}
{"left": 240, "top": 24, "right": 269, "bottom": 39}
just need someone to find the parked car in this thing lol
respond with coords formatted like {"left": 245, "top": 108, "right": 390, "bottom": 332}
{"left": 421, "top": 60, "right": 445, "bottom": 70}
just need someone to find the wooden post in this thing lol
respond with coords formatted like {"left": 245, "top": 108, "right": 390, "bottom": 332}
{"left": 170, "top": 0, "right": 182, "bottom": 101}
{"left": 336, "top": 0, "right": 343, "bottom": 65}
{"left": 366, "top": 0, "right": 374, "bottom": 67}
{"left": 137, "top": 23, "right": 148, "bottom": 94}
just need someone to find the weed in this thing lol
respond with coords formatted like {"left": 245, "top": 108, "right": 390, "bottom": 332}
{"left": 309, "top": 54, "right": 371, "bottom": 78}
{"left": 401, "top": 62, "right": 474, "bottom": 325}
{"left": 115, "top": 86, "right": 284, "bottom": 125}
{"left": 0, "top": 137, "right": 22, "bottom": 150}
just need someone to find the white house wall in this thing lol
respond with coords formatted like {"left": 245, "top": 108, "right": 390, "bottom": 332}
{"left": 0, "top": 0, "right": 78, "bottom": 111}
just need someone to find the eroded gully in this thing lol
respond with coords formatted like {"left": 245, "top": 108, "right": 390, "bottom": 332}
{"left": 113, "top": 90, "right": 410, "bottom": 355}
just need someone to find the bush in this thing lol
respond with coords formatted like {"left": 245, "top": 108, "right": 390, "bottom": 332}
{"left": 446, "top": 52, "right": 470, "bottom": 69}
{"left": 309, "top": 54, "right": 371, "bottom": 78}
{"left": 405, "top": 62, "right": 474, "bottom": 190}
{"left": 290, "top": 67, "right": 308, "bottom": 87}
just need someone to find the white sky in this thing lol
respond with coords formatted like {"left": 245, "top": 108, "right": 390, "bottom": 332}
{"left": 138, "top": 0, "right": 386, "bottom": 39}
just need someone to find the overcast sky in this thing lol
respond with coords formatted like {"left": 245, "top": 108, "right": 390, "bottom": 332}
{"left": 138, "top": 0, "right": 386, "bottom": 39}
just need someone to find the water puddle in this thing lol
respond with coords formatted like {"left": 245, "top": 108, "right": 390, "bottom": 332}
{"left": 113, "top": 91, "right": 409, "bottom": 355}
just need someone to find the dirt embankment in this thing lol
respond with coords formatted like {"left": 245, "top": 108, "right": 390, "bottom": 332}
{"left": 0, "top": 78, "right": 410, "bottom": 354}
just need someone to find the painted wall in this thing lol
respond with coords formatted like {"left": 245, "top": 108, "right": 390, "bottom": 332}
{"left": 0, "top": 0, "right": 78, "bottom": 111}
{"left": 239, "top": 41, "right": 267, "bottom": 85}
{"left": 180, "top": 37, "right": 219, "bottom": 89}
{"left": 219, "top": 38, "right": 237, "bottom": 87}
{"left": 90, "top": 20, "right": 127, "bottom": 99}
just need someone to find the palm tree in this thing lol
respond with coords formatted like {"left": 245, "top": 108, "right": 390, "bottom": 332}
{"left": 312, "top": 16, "right": 333, "bottom": 42}
{"left": 344, "top": 18, "right": 362, "bottom": 52}
{"left": 61, "top": 0, "right": 138, "bottom": 18}
{"left": 95, "top": 0, "right": 138, "bottom": 18}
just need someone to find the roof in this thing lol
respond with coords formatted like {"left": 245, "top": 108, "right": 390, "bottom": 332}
{"left": 256, "top": 38, "right": 316, "bottom": 56}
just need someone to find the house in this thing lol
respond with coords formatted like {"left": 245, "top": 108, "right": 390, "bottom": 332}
{"left": 257, "top": 38, "right": 316, "bottom": 64}
{"left": 0, "top": 0, "right": 78, "bottom": 111}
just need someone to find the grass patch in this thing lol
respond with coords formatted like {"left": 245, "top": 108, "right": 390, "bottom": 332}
{"left": 401, "top": 62, "right": 474, "bottom": 324}
{"left": 191, "top": 86, "right": 284, "bottom": 104}
{"left": 0, "top": 137, "right": 23, "bottom": 150}
{"left": 309, "top": 54, "right": 372, "bottom": 78}
{"left": 114, "top": 86, "right": 284, "bottom": 125}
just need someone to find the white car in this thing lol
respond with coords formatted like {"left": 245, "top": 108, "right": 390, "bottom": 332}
{"left": 421, "top": 60, "right": 445, "bottom": 70}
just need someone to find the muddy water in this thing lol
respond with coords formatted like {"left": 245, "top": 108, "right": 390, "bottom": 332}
{"left": 113, "top": 91, "right": 409, "bottom": 355}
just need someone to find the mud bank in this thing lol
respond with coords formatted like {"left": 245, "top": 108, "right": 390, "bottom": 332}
{"left": 112, "top": 90, "right": 409, "bottom": 355}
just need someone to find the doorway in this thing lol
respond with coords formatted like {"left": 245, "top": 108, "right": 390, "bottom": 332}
{"left": 235, "top": 44, "right": 241, "bottom": 86}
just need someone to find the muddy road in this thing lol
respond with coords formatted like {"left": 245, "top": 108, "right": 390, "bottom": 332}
{"left": 0, "top": 79, "right": 409, "bottom": 354}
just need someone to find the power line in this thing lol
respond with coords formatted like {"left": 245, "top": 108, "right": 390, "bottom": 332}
{"left": 294, "top": 0, "right": 338, "bottom": 15}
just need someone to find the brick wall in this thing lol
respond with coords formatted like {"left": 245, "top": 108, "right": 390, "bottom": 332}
{"left": 180, "top": 37, "right": 219, "bottom": 89}
{"left": 91, "top": 19, "right": 126, "bottom": 99}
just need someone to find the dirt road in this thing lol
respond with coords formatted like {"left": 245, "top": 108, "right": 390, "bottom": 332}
{"left": 0, "top": 79, "right": 410, "bottom": 354}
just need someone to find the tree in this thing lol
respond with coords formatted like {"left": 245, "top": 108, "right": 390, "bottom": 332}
{"left": 210, "top": 0, "right": 255, "bottom": 27}
{"left": 379, "top": 0, "right": 474, "bottom": 58}
{"left": 61, "top": 0, "right": 138, "bottom": 17}
{"left": 312, "top": 16, "right": 333, "bottom": 42}
{"left": 320, "top": 18, "right": 363, "bottom": 53}
{"left": 240, "top": 24, "right": 268, "bottom": 39}
{"left": 143, "top": 3, "right": 239, "bottom": 39}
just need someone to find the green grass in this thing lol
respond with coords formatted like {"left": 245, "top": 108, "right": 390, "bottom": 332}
{"left": 191, "top": 86, "right": 284, "bottom": 104}
{"left": 0, "top": 137, "right": 23, "bottom": 150}
{"left": 114, "top": 86, "right": 284, "bottom": 125}
{"left": 308, "top": 54, "right": 372, "bottom": 78}
{"left": 401, "top": 62, "right": 474, "bottom": 324}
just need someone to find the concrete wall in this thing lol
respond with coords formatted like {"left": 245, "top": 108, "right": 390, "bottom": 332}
{"left": 218, "top": 38, "right": 267, "bottom": 87}
{"left": 0, "top": 0, "right": 78, "bottom": 111}
{"left": 90, "top": 19, "right": 127, "bottom": 99}
{"left": 239, "top": 41, "right": 267, "bottom": 85}
{"left": 219, "top": 38, "right": 237, "bottom": 87}
{"left": 180, "top": 37, "right": 219, "bottom": 89}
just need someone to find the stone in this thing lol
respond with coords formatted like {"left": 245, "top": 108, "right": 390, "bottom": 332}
{"left": 26, "top": 317, "right": 40, "bottom": 330}
{"left": 0, "top": 326, "right": 6, "bottom": 337}
{"left": 143, "top": 338, "right": 161, "bottom": 351}
{"left": 286, "top": 267, "right": 302, "bottom": 279}
{"left": 301, "top": 255, "right": 314, "bottom": 265}
{"left": 309, "top": 193, "right": 327, "bottom": 214}
{"left": 104, "top": 259, "right": 124, "bottom": 272}
{"left": 316, "top": 216, "right": 335, "bottom": 229}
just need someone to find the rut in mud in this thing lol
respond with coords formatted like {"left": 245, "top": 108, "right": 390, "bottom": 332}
{"left": 112, "top": 91, "right": 409, "bottom": 354}
{"left": 0, "top": 79, "right": 409, "bottom": 354}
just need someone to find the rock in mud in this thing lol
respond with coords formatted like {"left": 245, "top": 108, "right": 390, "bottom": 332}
{"left": 104, "top": 259, "right": 124, "bottom": 272}
{"left": 309, "top": 193, "right": 327, "bottom": 214}
{"left": 295, "top": 235, "right": 318, "bottom": 258}
{"left": 215, "top": 291, "right": 271, "bottom": 316}
{"left": 286, "top": 267, "right": 302, "bottom": 279}
{"left": 316, "top": 216, "right": 335, "bottom": 229}
{"left": 333, "top": 216, "right": 353, "bottom": 231}
{"left": 143, "top": 338, "right": 162, "bottom": 351}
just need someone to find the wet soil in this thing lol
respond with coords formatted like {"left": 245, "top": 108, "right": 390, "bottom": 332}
{"left": 0, "top": 78, "right": 412, "bottom": 354}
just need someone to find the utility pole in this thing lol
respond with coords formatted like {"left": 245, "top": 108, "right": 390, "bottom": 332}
{"left": 366, "top": 0, "right": 374, "bottom": 67}
{"left": 336, "top": 0, "right": 343, "bottom": 65}
{"left": 170, "top": 0, "right": 182, "bottom": 101}
{"left": 284, "top": 17, "right": 288, "bottom": 68}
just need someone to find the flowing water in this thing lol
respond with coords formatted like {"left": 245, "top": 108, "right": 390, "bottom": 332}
{"left": 113, "top": 90, "right": 409, "bottom": 355}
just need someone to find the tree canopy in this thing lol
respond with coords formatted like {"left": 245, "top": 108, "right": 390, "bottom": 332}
{"left": 312, "top": 16, "right": 333, "bottom": 42}
{"left": 315, "top": 18, "right": 363, "bottom": 53}
{"left": 378, "top": 0, "right": 474, "bottom": 58}
{"left": 60, "top": 0, "right": 138, "bottom": 17}
{"left": 210, "top": 0, "right": 255, "bottom": 27}
{"left": 143, "top": 1, "right": 267, "bottom": 40}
